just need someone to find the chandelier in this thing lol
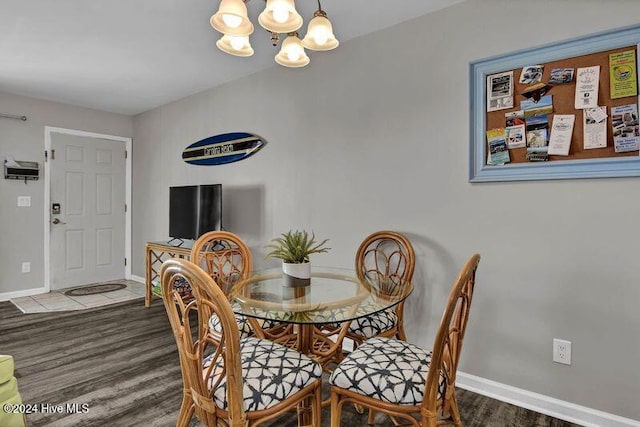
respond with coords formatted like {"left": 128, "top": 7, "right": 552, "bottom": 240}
{"left": 210, "top": 0, "right": 339, "bottom": 68}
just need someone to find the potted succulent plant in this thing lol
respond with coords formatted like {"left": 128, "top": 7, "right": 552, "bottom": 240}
{"left": 265, "top": 230, "right": 330, "bottom": 287}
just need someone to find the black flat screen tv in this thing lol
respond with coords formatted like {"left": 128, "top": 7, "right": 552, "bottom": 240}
{"left": 169, "top": 184, "right": 222, "bottom": 241}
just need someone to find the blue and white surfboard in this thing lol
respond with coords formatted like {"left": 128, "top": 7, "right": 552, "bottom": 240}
{"left": 182, "top": 132, "right": 266, "bottom": 166}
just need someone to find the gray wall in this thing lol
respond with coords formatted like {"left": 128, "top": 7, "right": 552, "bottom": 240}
{"left": 0, "top": 92, "right": 132, "bottom": 294}
{"left": 132, "top": 0, "right": 640, "bottom": 420}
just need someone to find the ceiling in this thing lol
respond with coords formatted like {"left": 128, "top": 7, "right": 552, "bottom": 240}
{"left": 0, "top": 0, "right": 463, "bottom": 115}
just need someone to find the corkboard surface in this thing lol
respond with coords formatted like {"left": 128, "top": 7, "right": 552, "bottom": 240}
{"left": 486, "top": 45, "right": 639, "bottom": 164}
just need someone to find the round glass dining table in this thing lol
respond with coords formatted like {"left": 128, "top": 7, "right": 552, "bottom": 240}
{"left": 227, "top": 267, "right": 412, "bottom": 426}
{"left": 227, "top": 267, "right": 413, "bottom": 362}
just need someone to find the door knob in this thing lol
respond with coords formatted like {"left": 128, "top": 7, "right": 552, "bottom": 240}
{"left": 52, "top": 218, "right": 67, "bottom": 225}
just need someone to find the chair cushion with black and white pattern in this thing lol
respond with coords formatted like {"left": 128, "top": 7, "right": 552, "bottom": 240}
{"left": 347, "top": 307, "right": 397, "bottom": 338}
{"left": 208, "top": 302, "right": 284, "bottom": 339}
{"left": 319, "top": 305, "right": 398, "bottom": 337}
{"left": 204, "top": 337, "right": 322, "bottom": 412}
{"left": 329, "top": 337, "right": 442, "bottom": 406}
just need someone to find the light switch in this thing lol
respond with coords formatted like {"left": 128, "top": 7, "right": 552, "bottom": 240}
{"left": 18, "top": 196, "right": 31, "bottom": 207}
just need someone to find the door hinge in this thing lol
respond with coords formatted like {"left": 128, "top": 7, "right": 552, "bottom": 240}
{"left": 124, "top": 203, "right": 127, "bottom": 213}
{"left": 124, "top": 258, "right": 127, "bottom": 266}
{"left": 45, "top": 149, "right": 57, "bottom": 161}
{"left": 125, "top": 150, "right": 128, "bottom": 159}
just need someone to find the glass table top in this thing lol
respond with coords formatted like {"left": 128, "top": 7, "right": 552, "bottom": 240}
{"left": 228, "top": 267, "right": 413, "bottom": 325}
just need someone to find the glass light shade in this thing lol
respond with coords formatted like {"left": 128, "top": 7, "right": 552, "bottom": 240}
{"left": 258, "top": 0, "right": 303, "bottom": 33}
{"left": 222, "top": 14, "right": 243, "bottom": 28}
{"left": 275, "top": 34, "right": 309, "bottom": 67}
{"left": 210, "top": 0, "right": 254, "bottom": 36}
{"left": 216, "top": 34, "right": 254, "bottom": 57}
{"left": 301, "top": 13, "right": 338, "bottom": 51}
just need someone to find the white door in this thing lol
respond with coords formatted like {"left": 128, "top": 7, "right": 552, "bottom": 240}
{"left": 49, "top": 133, "right": 126, "bottom": 290}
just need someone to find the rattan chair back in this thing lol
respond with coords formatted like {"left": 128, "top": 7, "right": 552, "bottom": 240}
{"left": 353, "top": 230, "right": 416, "bottom": 341}
{"left": 190, "top": 231, "right": 252, "bottom": 293}
{"left": 161, "top": 258, "right": 245, "bottom": 426}
{"left": 423, "top": 253, "right": 481, "bottom": 424}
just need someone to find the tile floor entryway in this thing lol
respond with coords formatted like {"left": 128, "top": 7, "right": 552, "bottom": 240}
{"left": 10, "top": 280, "right": 145, "bottom": 313}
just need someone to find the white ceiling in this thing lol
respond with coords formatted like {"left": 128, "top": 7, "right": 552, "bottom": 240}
{"left": 0, "top": 0, "right": 463, "bottom": 115}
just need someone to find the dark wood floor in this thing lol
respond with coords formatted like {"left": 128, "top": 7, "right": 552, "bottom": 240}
{"left": 0, "top": 299, "right": 578, "bottom": 426}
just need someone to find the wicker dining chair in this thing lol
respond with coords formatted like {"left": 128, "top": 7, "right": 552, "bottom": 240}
{"left": 161, "top": 258, "right": 323, "bottom": 427}
{"left": 190, "top": 231, "right": 253, "bottom": 294}
{"left": 329, "top": 254, "right": 481, "bottom": 427}
{"left": 346, "top": 231, "right": 416, "bottom": 346}
{"left": 190, "top": 231, "right": 290, "bottom": 341}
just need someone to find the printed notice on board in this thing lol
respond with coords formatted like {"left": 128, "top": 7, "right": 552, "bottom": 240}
{"left": 505, "top": 110, "right": 526, "bottom": 149}
{"left": 611, "top": 104, "right": 640, "bottom": 152}
{"left": 575, "top": 66, "right": 600, "bottom": 109}
{"left": 487, "top": 71, "right": 514, "bottom": 112}
{"left": 583, "top": 106, "right": 607, "bottom": 149}
{"left": 609, "top": 50, "right": 638, "bottom": 99}
{"left": 548, "top": 68, "right": 574, "bottom": 85}
{"left": 486, "top": 128, "right": 510, "bottom": 165}
{"left": 548, "top": 115, "right": 575, "bottom": 156}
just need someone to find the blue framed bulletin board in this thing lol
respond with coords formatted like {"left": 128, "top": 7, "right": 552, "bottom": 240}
{"left": 469, "top": 24, "right": 640, "bottom": 182}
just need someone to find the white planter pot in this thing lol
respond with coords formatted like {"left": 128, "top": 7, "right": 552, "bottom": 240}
{"left": 282, "top": 262, "right": 311, "bottom": 287}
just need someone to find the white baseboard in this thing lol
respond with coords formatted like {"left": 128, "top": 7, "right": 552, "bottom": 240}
{"left": 0, "top": 286, "right": 48, "bottom": 302}
{"left": 130, "top": 275, "right": 145, "bottom": 284}
{"left": 456, "top": 372, "right": 640, "bottom": 427}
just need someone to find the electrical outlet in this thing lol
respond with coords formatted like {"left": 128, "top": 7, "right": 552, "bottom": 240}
{"left": 553, "top": 338, "right": 571, "bottom": 365}
{"left": 17, "top": 196, "right": 31, "bottom": 207}
{"left": 21, "top": 262, "right": 31, "bottom": 273}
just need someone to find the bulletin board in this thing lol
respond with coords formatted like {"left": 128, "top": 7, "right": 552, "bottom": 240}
{"left": 469, "top": 24, "right": 640, "bottom": 182}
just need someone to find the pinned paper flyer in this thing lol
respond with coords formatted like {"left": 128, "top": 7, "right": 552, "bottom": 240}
{"left": 575, "top": 66, "right": 600, "bottom": 109}
{"left": 548, "top": 68, "right": 574, "bottom": 85}
{"left": 611, "top": 104, "right": 640, "bottom": 152}
{"left": 486, "top": 128, "right": 510, "bottom": 165}
{"left": 548, "top": 115, "right": 575, "bottom": 156}
{"left": 487, "top": 71, "right": 514, "bottom": 112}
{"left": 588, "top": 105, "right": 608, "bottom": 123}
{"left": 505, "top": 110, "right": 526, "bottom": 149}
{"left": 584, "top": 106, "right": 607, "bottom": 149}
{"left": 609, "top": 50, "right": 638, "bottom": 99}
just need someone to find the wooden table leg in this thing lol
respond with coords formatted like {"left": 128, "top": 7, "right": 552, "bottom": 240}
{"left": 296, "top": 324, "right": 313, "bottom": 354}
{"left": 145, "top": 246, "right": 152, "bottom": 308}
{"left": 296, "top": 325, "right": 314, "bottom": 427}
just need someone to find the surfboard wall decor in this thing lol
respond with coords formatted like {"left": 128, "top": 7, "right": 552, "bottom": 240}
{"left": 182, "top": 132, "right": 266, "bottom": 166}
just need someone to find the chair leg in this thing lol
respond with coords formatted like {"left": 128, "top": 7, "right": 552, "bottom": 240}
{"left": 395, "top": 323, "right": 407, "bottom": 342}
{"left": 204, "top": 410, "right": 220, "bottom": 427}
{"left": 176, "top": 392, "right": 193, "bottom": 427}
{"left": 367, "top": 408, "right": 376, "bottom": 425}
{"left": 424, "top": 415, "right": 437, "bottom": 427}
{"left": 330, "top": 389, "right": 342, "bottom": 427}
{"left": 448, "top": 392, "right": 463, "bottom": 427}
{"left": 313, "top": 383, "right": 322, "bottom": 427}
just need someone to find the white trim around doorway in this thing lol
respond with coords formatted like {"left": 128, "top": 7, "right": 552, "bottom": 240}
{"left": 43, "top": 126, "right": 132, "bottom": 293}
